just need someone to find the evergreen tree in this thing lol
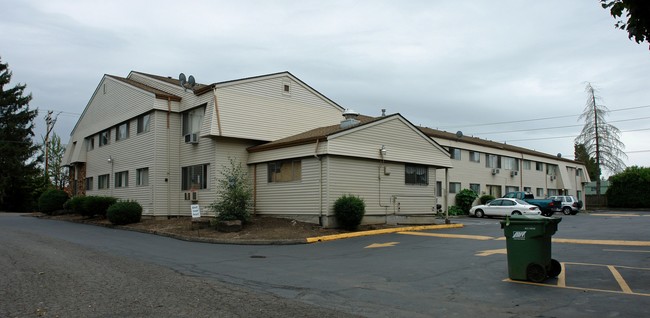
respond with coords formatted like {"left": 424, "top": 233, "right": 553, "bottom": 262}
{"left": 0, "top": 57, "right": 41, "bottom": 211}
{"left": 574, "top": 143, "right": 600, "bottom": 181}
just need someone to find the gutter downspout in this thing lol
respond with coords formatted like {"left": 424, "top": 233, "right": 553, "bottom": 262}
{"left": 253, "top": 164, "right": 257, "bottom": 215}
{"left": 167, "top": 97, "right": 172, "bottom": 218}
{"left": 314, "top": 139, "right": 323, "bottom": 225}
{"left": 444, "top": 168, "right": 450, "bottom": 224}
{"left": 213, "top": 88, "right": 222, "bottom": 136}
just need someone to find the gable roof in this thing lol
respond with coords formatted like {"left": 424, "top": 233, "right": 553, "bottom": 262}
{"left": 419, "top": 127, "right": 582, "bottom": 164}
{"left": 131, "top": 71, "right": 345, "bottom": 111}
{"left": 106, "top": 75, "right": 182, "bottom": 101}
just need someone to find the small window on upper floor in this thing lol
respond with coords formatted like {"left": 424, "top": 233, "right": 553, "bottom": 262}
{"left": 116, "top": 122, "right": 129, "bottom": 141}
{"left": 137, "top": 113, "right": 151, "bottom": 134}
{"left": 469, "top": 151, "right": 480, "bottom": 163}
{"left": 99, "top": 129, "right": 110, "bottom": 147}
{"left": 449, "top": 148, "right": 461, "bottom": 160}
{"left": 86, "top": 136, "right": 95, "bottom": 151}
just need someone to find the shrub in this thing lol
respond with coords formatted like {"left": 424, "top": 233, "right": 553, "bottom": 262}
{"left": 210, "top": 159, "right": 253, "bottom": 222}
{"left": 38, "top": 189, "right": 70, "bottom": 215}
{"left": 447, "top": 205, "right": 464, "bottom": 216}
{"left": 82, "top": 196, "right": 117, "bottom": 217}
{"left": 607, "top": 166, "right": 650, "bottom": 208}
{"left": 334, "top": 194, "right": 366, "bottom": 230}
{"left": 455, "top": 189, "right": 478, "bottom": 214}
{"left": 64, "top": 196, "right": 86, "bottom": 215}
{"left": 107, "top": 201, "right": 142, "bottom": 225}
{"left": 479, "top": 194, "right": 496, "bottom": 204}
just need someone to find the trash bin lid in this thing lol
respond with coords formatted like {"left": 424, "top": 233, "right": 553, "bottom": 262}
{"left": 500, "top": 215, "right": 562, "bottom": 226}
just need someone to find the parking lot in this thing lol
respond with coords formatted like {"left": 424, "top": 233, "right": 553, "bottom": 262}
{"left": 2, "top": 211, "right": 650, "bottom": 317}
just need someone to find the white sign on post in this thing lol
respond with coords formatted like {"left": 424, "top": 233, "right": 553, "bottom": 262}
{"left": 190, "top": 204, "right": 201, "bottom": 218}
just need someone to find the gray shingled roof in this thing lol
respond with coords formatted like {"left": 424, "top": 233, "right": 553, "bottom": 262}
{"left": 107, "top": 75, "right": 181, "bottom": 101}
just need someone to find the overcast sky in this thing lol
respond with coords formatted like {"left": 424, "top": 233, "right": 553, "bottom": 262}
{"left": 2, "top": 0, "right": 649, "bottom": 175}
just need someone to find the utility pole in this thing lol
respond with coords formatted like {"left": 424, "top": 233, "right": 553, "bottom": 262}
{"left": 44, "top": 110, "right": 59, "bottom": 183}
{"left": 590, "top": 85, "right": 602, "bottom": 201}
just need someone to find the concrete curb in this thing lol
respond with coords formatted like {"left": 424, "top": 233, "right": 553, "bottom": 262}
{"left": 31, "top": 214, "right": 464, "bottom": 245}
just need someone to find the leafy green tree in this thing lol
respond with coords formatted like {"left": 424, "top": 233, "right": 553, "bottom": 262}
{"left": 455, "top": 188, "right": 478, "bottom": 214}
{"left": 574, "top": 143, "right": 600, "bottom": 181}
{"left": 0, "top": 57, "right": 41, "bottom": 211}
{"left": 210, "top": 158, "right": 252, "bottom": 222}
{"left": 41, "top": 133, "right": 68, "bottom": 189}
{"left": 606, "top": 166, "right": 650, "bottom": 208}
{"left": 601, "top": 0, "right": 650, "bottom": 50}
{"left": 574, "top": 83, "right": 626, "bottom": 197}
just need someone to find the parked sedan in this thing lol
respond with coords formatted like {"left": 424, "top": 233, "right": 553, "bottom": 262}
{"left": 469, "top": 198, "right": 542, "bottom": 218}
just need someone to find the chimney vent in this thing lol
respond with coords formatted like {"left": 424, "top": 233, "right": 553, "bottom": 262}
{"left": 340, "top": 109, "right": 360, "bottom": 129}
{"left": 381, "top": 109, "right": 386, "bottom": 117}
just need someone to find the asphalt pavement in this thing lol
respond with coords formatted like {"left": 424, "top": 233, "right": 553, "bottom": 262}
{"left": 2, "top": 211, "right": 650, "bottom": 317}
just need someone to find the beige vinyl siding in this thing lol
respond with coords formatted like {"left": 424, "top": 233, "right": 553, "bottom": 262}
{"left": 254, "top": 157, "right": 321, "bottom": 216}
{"left": 433, "top": 136, "right": 590, "bottom": 204}
{"left": 328, "top": 117, "right": 451, "bottom": 167}
{"left": 325, "top": 157, "right": 436, "bottom": 218}
{"left": 215, "top": 76, "right": 343, "bottom": 141}
{"left": 248, "top": 143, "right": 319, "bottom": 164}
{"left": 151, "top": 110, "right": 181, "bottom": 217}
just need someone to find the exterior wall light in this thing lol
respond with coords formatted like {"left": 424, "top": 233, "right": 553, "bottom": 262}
{"left": 107, "top": 156, "right": 113, "bottom": 164}
{"left": 380, "top": 145, "right": 387, "bottom": 157}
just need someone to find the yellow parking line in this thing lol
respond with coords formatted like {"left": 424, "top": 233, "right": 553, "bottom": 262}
{"left": 306, "top": 223, "right": 463, "bottom": 243}
{"left": 557, "top": 262, "right": 566, "bottom": 288}
{"left": 604, "top": 249, "right": 650, "bottom": 253}
{"left": 398, "top": 232, "right": 495, "bottom": 240}
{"left": 552, "top": 238, "right": 650, "bottom": 247}
{"left": 608, "top": 265, "right": 633, "bottom": 294}
{"left": 503, "top": 279, "right": 650, "bottom": 297}
{"left": 590, "top": 213, "right": 641, "bottom": 217}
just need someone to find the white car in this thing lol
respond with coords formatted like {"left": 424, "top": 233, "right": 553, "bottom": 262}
{"left": 469, "top": 198, "right": 542, "bottom": 218}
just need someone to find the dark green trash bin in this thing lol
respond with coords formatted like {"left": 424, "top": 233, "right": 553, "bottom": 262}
{"left": 500, "top": 215, "right": 562, "bottom": 283}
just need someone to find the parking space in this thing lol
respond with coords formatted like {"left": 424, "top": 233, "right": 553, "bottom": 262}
{"left": 399, "top": 212, "right": 650, "bottom": 298}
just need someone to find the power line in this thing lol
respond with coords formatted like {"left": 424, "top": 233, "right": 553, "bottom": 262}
{"left": 473, "top": 116, "right": 650, "bottom": 135}
{"left": 439, "top": 104, "right": 650, "bottom": 130}
{"left": 501, "top": 128, "right": 650, "bottom": 142}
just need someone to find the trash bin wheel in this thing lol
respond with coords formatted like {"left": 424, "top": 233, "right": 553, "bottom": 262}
{"left": 526, "top": 263, "right": 547, "bottom": 283}
{"left": 548, "top": 259, "right": 562, "bottom": 278}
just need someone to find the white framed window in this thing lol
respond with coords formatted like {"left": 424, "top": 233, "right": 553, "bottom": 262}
{"left": 86, "top": 136, "right": 95, "bottom": 151}
{"left": 536, "top": 162, "right": 544, "bottom": 171}
{"left": 469, "top": 151, "right": 480, "bottom": 163}
{"left": 547, "top": 189, "right": 558, "bottom": 196}
{"left": 523, "top": 160, "right": 531, "bottom": 170}
{"left": 524, "top": 186, "right": 531, "bottom": 193}
{"left": 449, "top": 148, "right": 461, "bottom": 160}
{"left": 486, "top": 154, "right": 501, "bottom": 168}
{"left": 436, "top": 181, "right": 442, "bottom": 197}
{"left": 547, "top": 164, "right": 558, "bottom": 176}
{"left": 115, "top": 171, "right": 128, "bottom": 188}
{"left": 137, "top": 113, "right": 151, "bottom": 134}
{"left": 182, "top": 164, "right": 208, "bottom": 190}
{"left": 85, "top": 177, "right": 93, "bottom": 191}
{"left": 449, "top": 182, "right": 461, "bottom": 194}
{"left": 99, "top": 129, "right": 110, "bottom": 147}
{"left": 503, "top": 157, "right": 519, "bottom": 171}
{"left": 182, "top": 106, "right": 205, "bottom": 136}
{"left": 405, "top": 164, "right": 428, "bottom": 185}
{"left": 98, "top": 174, "right": 110, "bottom": 189}
{"left": 136, "top": 168, "right": 149, "bottom": 186}
{"left": 268, "top": 160, "right": 302, "bottom": 183}
{"left": 116, "top": 122, "right": 129, "bottom": 141}
{"left": 505, "top": 186, "right": 519, "bottom": 193}
{"left": 536, "top": 188, "right": 544, "bottom": 197}
{"left": 470, "top": 183, "right": 480, "bottom": 194}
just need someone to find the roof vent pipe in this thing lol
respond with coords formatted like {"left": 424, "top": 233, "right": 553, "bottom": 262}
{"left": 340, "top": 109, "right": 360, "bottom": 129}
{"left": 381, "top": 109, "right": 386, "bottom": 117}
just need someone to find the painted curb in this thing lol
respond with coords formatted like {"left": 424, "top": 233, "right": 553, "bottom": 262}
{"left": 306, "top": 223, "right": 464, "bottom": 243}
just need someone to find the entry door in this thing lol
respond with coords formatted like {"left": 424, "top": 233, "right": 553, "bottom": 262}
{"left": 487, "top": 185, "right": 502, "bottom": 198}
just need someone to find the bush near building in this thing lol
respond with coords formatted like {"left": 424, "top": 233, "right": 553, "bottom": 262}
{"left": 607, "top": 166, "right": 650, "bottom": 208}
{"left": 38, "top": 189, "right": 70, "bottom": 215}
{"left": 334, "top": 194, "right": 366, "bottom": 230}
{"left": 106, "top": 201, "right": 142, "bottom": 225}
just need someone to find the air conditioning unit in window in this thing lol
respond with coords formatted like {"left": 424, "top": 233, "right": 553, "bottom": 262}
{"left": 184, "top": 133, "right": 199, "bottom": 144}
{"left": 491, "top": 168, "right": 500, "bottom": 175}
{"left": 510, "top": 171, "right": 518, "bottom": 177}
{"left": 550, "top": 175, "right": 556, "bottom": 181}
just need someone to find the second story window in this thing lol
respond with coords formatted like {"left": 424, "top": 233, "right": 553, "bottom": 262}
{"left": 86, "top": 136, "right": 95, "bottom": 151}
{"left": 486, "top": 154, "right": 501, "bottom": 169}
{"left": 449, "top": 148, "right": 461, "bottom": 160}
{"left": 469, "top": 151, "right": 480, "bottom": 163}
{"left": 116, "top": 122, "right": 129, "bottom": 141}
{"left": 137, "top": 113, "right": 151, "bottom": 134}
{"left": 182, "top": 106, "right": 205, "bottom": 136}
{"left": 99, "top": 129, "right": 110, "bottom": 147}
